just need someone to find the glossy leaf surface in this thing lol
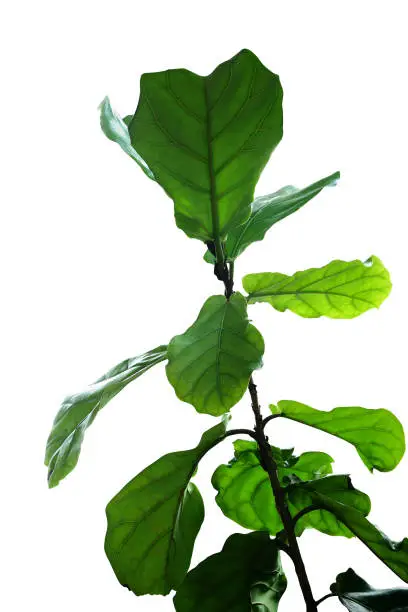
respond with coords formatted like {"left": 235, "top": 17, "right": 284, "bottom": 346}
{"left": 288, "top": 475, "right": 371, "bottom": 538}
{"left": 332, "top": 568, "right": 408, "bottom": 611}
{"left": 99, "top": 96, "right": 155, "bottom": 179}
{"left": 105, "top": 420, "right": 228, "bottom": 596}
{"left": 128, "top": 49, "right": 283, "bottom": 242}
{"left": 289, "top": 479, "right": 408, "bottom": 581}
{"left": 243, "top": 256, "right": 391, "bottom": 318}
{"left": 173, "top": 532, "right": 287, "bottom": 612}
{"left": 166, "top": 293, "right": 264, "bottom": 415}
{"left": 272, "top": 401, "right": 405, "bottom": 472}
{"left": 212, "top": 440, "right": 333, "bottom": 534}
{"left": 45, "top": 345, "right": 167, "bottom": 487}
{"left": 205, "top": 171, "right": 340, "bottom": 262}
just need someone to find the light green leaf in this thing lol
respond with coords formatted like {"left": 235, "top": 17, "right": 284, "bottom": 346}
{"left": 99, "top": 96, "right": 155, "bottom": 179}
{"left": 204, "top": 171, "right": 340, "bottom": 262}
{"left": 243, "top": 256, "right": 391, "bottom": 318}
{"left": 173, "top": 532, "right": 287, "bottom": 612}
{"left": 288, "top": 475, "right": 371, "bottom": 538}
{"left": 332, "top": 568, "right": 408, "bottom": 611}
{"left": 45, "top": 345, "right": 167, "bottom": 488}
{"left": 128, "top": 49, "right": 283, "bottom": 243}
{"left": 288, "top": 478, "right": 408, "bottom": 581}
{"left": 272, "top": 401, "right": 405, "bottom": 472}
{"left": 166, "top": 293, "right": 264, "bottom": 416}
{"left": 105, "top": 419, "right": 228, "bottom": 596}
{"left": 212, "top": 440, "right": 333, "bottom": 534}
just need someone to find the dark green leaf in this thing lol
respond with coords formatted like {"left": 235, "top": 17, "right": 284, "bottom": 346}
{"left": 99, "top": 96, "right": 155, "bottom": 179}
{"left": 128, "top": 49, "right": 283, "bottom": 242}
{"left": 272, "top": 401, "right": 405, "bottom": 472}
{"left": 332, "top": 568, "right": 408, "bottom": 611}
{"left": 243, "top": 256, "right": 391, "bottom": 318}
{"left": 173, "top": 532, "right": 287, "bottom": 612}
{"left": 212, "top": 440, "right": 333, "bottom": 534}
{"left": 45, "top": 345, "right": 167, "bottom": 488}
{"left": 105, "top": 419, "right": 228, "bottom": 596}
{"left": 166, "top": 293, "right": 264, "bottom": 415}
{"left": 288, "top": 478, "right": 408, "bottom": 581}
{"left": 288, "top": 475, "right": 371, "bottom": 538}
{"left": 204, "top": 172, "right": 340, "bottom": 262}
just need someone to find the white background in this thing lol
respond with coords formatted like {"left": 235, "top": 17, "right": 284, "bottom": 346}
{"left": 2, "top": 1, "right": 408, "bottom": 610}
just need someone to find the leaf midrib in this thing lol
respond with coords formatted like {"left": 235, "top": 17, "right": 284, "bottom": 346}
{"left": 204, "top": 80, "right": 221, "bottom": 259}
{"left": 248, "top": 289, "right": 382, "bottom": 306}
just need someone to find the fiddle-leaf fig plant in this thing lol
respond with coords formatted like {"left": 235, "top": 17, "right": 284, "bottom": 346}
{"left": 45, "top": 49, "right": 406, "bottom": 611}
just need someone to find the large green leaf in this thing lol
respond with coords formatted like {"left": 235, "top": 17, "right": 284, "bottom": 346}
{"left": 243, "top": 256, "right": 391, "bottom": 318}
{"left": 173, "top": 532, "right": 287, "bottom": 612}
{"left": 288, "top": 479, "right": 408, "bottom": 581}
{"left": 272, "top": 401, "right": 405, "bottom": 472}
{"left": 105, "top": 419, "right": 228, "bottom": 596}
{"left": 212, "top": 439, "right": 333, "bottom": 534}
{"left": 127, "top": 49, "right": 283, "bottom": 244}
{"left": 45, "top": 345, "right": 167, "bottom": 488}
{"left": 204, "top": 171, "right": 340, "bottom": 262}
{"left": 166, "top": 293, "right": 264, "bottom": 416}
{"left": 99, "top": 96, "right": 155, "bottom": 179}
{"left": 287, "top": 475, "right": 371, "bottom": 538}
{"left": 332, "top": 568, "right": 408, "bottom": 611}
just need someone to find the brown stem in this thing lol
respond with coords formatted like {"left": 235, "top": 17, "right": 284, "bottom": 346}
{"left": 249, "top": 377, "right": 318, "bottom": 612}
{"left": 316, "top": 593, "right": 336, "bottom": 606}
{"left": 210, "top": 257, "right": 316, "bottom": 610}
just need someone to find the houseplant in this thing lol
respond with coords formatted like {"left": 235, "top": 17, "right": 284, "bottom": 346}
{"left": 45, "top": 49, "right": 407, "bottom": 611}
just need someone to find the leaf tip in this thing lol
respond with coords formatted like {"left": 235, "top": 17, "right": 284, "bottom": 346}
{"left": 98, "top": 95, "right": 110, "bottom": 112}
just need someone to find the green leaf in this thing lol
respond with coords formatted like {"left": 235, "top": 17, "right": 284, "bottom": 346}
{"left": 272, "top": 401, "right": 405, "bottom": 472}
{"left": 332, "top": 568, "right": 408, "bottom": 611}
{"left": 287, "top": 475, "right": 371, "bottom": 538}
{"left": 212, "top": 440, "right": 333, "bottom": 534}
{"left": 173, "top": 532, "right": 287, "bottom": 612}
{"left": 128, "top": 49, "right": 283, "bottom": 243}
{"left": 243, "top": 256, "right": 391, "bottom": 318}
{"left": 99, "top": 96, "right": 155, "bottom": 179}
{"left": 166, "top": 293, "right": 264, "bottom": 416}
{"left": 105, "top": 419, "right": 228, "bottom": 596}
{"left": 288, "top": 478, "right": 408, "bottom": 581}
{"left": 204, "top": 171, "right": 340, "bottom": 262}
{"left": 45, "top": 345, "right": 167, "bottom": 488}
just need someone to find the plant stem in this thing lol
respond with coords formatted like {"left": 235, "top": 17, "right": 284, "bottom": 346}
{"left": 248, "top": 377, "right": 318, "bottom": 612}
{"left": 224, "top": 428, "right": 258, "bottom": 441}
{"left": 262, "top": 413, "right": 281, "bottom": 428}
{"left": 316, "top": 593, "right": 335, "bottom": 606}
{"left": 213, "top": 257, "right": 316, "bottom": 610}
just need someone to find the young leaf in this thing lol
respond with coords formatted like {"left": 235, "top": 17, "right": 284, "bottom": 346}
{"left": 288, "top": 475, "right": 371, "bottom": 538}
{"left": 272, "top": 401, "right": 405, "bottom": 472}
{"left": 173, "top": 532, "right": 287, "bottom": 612}
{"left": 288, "top": 478, "right": 408, "bottom": 582}
{"left": 166, "top": 293, "right": 264, "bottom": 415}
{"left": 45, "top": 345, "right": 167, "bottom": 488}
{"left": 99, "top": 96, "right": 155, "bottom": 179}
{"left": 212, "top": 440, "right": 333, "bottom": 534}
{"left": 204, "top": 171, "right": 340, "bottom": 262}
{"left": 127, "top": 49, "right": 283, "bottom": 243}
{"left": 243, "top": 256, "right": 391, "bottom": 318}
{"left": 105, "top": 419, "right": 228, "bottom": 596}
{"left": 332, "top": 568, "right": 408, "bottom": 611}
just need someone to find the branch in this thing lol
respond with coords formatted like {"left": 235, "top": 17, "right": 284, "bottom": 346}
{"left": 224, "top": 428, "right": 258, "bottom": 441}
{"left": 262, "top": 413, "right": 281, "bottom": 428}
{"left": 316, "top": 593, "right": 335, "bottom": 606}
{"left": 293, "top": 505, "right": 321, "bottom": 527}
